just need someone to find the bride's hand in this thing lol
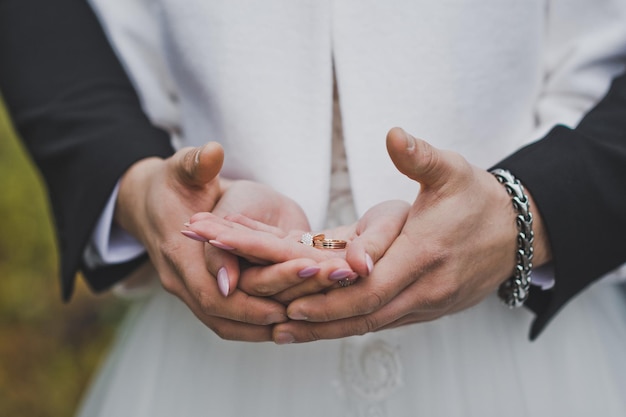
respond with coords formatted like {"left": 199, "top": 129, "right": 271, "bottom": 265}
{"left": 184, "top": 199, "right": 409, "bottom": 304}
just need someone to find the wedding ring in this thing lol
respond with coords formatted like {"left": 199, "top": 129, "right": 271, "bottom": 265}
{"left": 300, "top": 232, "right": 325, "bottom": 246}
{"left": 338, "top": 279, "right": 353, "bottom": 287}
{"left": 300, "top": 232, "right": 347, "bottom": 249}
{"left": 313, "top": 239, "right": 347, "bottom": 250}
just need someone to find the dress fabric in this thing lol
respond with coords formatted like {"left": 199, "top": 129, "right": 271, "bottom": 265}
{"left": 78, "top": 1, "right": 626, "bottom": 415}
{"left": 78, "top": 275, "right": 626, "bottom": 416}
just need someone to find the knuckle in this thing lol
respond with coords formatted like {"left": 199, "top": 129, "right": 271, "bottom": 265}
{"left": 239, "top": 303, "right": 252, "bottom": 324}
{"left": 416, "top": 141, "right": 440, "bottom": 178}
{"left": 211, "top": 323, "right": 233, "bottom": 341}
{"left": 159, "top": 240, "right": 185, "bottom": 274}
{"left": 251, "top": 283, "right": 276, "bottom": 297}
{"left": 415, "top": 244, "right": 449, "bottom": 275}
{"left": 358, "top": 316, "right": 380, "bottom": 335}
{"left": 425, "top": 281, "right": 460, "bottom": 312}
{"left": 160, "top": 275, "right": 179, "bottom": 294}
{"left": 194, "top": 288, "right": 218, "bottom": 316}
{"left": 358, "top": 290, "right": 385, "bottom": 315}
{"left": 223, "top": 212, "right": 248, "bottom": 225}
{"left": 305, "top": 327, "right": 322, "bottom": 342}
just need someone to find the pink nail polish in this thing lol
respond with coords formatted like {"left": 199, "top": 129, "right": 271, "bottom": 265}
{"left": 329, "top": 269, "right": 353, "bottom": 281}
{"left": 181, "top": 230, "right": 208, "bottom": 242}
{"left": 298, "top": 266, "right": 320, "bottom": 278}
{"left": 209, "top": 240, "right": 235, "bottom": 251}
{"left": 217, "top": 267, "right": 230, "bottom": 297}
{"left": 365, "top": 253, "right": 374, "bottom": 275}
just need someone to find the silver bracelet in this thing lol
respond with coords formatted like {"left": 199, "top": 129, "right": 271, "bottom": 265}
{"left": 490, "top": 168, "right": 534, "bottom": 308}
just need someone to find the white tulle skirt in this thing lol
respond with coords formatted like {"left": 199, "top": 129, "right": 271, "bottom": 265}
{"left": 76, "top": 277, "right": 626, "bottom": 417}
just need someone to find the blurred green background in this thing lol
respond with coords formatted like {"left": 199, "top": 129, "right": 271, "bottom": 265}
{"left": 0, "top": 101, "right": 129, "bottom": 416}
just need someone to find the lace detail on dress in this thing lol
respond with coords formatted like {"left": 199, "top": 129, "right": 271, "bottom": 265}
{"left": 337, "top": 336, "right": 404, "bottom": 417}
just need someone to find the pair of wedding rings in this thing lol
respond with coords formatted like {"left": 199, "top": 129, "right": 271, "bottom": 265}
{"left": 299, "top": 233, "right": 347, "bottom": 250}
{"left": 299, "top": 232, "right": 351, "bottom": 286}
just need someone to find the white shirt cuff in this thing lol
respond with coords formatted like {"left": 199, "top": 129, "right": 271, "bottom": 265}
{"left": 532, "top": 263, "right": 556, "bottom": 290}
{"left": 84, "top": 181, "right": 146, "bottom": 268}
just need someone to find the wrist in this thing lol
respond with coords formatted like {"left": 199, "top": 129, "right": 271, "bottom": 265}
{"left": 114, "top": 156, "right": 165, "bottom": 243}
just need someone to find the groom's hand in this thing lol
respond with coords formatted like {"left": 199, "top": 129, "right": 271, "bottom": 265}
{"left": 273, "top": 128, "right": 552, "bottom": 343}
{"left": 115, "top": 142, "right": 287, "bottom": 341}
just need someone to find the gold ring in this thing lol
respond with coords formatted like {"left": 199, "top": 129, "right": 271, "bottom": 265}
{"left": 313, "top": 239, "right": 347, "bottom": 250}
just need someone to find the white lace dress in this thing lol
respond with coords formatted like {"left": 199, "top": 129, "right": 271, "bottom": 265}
{"left": 76, "top": 90, "right": 626, "bottom": 417}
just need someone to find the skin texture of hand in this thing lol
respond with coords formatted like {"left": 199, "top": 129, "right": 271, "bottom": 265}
{"left": 114, "top": 142, "right": 289, "bottom": 341}
{"left": 185, "top": 200, "right": 409, "bottom": 304}
{"left": 266, "top": 127, "right": 552, "bottom": 343}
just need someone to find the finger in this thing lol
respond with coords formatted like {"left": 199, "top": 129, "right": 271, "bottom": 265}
{"left": 386, "top": 127, "right": 464, "bottom": 191}
{"left": 164, "top": 261, "right": 277, "bottom": 341}
{"left": 182, "top": 271, "right": 289, "bottom": 326}
{"left": 271, "top": 257, "right": 358, "bottom": 304}
{"left": 180, "top": 225, "right": 254, "bottom": 292}
{"left": 197, "top": 317, "right": 273, "bottom": 342}
{"left": 161, "top": 239, "right": 288, "bottom": 326}
{"left": 187, "top": 216, "right": 326, "bottom": 263}
{"left": 285, "top": 233, "right": 418, "bottom": 322}
{"left": 345, "top": 200, "right": 409, "bottom": 276}
{"left": 180, "top": 292, "right": 276, "bottom": 342}
{"left": 238, "top": 258, "right": 320, "bottom": 297}
{"left": 223, "top": 212, "right": 289, "bottom": 238}
{"left": 172, "top": 142, "right": 224, "bottom": 188}
{"left": 203, "top": 243, "right": 242, "bottom": 297}
{"left": 272, "top": 308, "right": 394, "bottom": 343}
{"left": 274, "top": 278, "right": 439, "bottom": 343}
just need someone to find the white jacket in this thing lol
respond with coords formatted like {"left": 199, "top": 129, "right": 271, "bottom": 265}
{"left": 89, "top": 0, "right": 626, "bottom": 229}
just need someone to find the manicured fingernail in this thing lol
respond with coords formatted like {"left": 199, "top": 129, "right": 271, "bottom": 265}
{"left": 217, "top": 267, "right": 230, "bottom": 297}
{"left": 180, "top": 230, "right": 208, "bottom": 242}
{"left": 329, "top": 269, "right": 353, "bottom": 281}
{"left": 401, "top": 128, "right": 416, "bottom": 151}
{"left": 365, "top": 253, "right": 374, "bottom": 275}
{"left": 275, "top": 332, "right": 295, "bottom": 345}
{"left": 298, "top": 266, "right": 320, "bottom": 278}
{"left": 209, "top": 240, "right": 235, "bottom": 250}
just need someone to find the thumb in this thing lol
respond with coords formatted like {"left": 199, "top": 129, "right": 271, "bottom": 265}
{"left": 386, "top": 127, "right": 461, "bottom": 190}
{"left": 345, "top": 200, "right": 410, "bottom": 277}
{"left": 173, "top": 142, "right": 224, "bottom": 187}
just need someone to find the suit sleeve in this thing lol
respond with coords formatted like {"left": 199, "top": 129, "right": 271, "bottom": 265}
{"left": 494, "top": 72, "right": 626, "bottom": 340}
{"left": 0, "top": 0, "right": 175, "bottom": 300}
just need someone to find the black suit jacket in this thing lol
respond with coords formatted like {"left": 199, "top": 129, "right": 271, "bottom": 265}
{"left": 0, "top": 0, "right": 175, "bottom": 300}
{"left": 497, "top": 76, "right": 626, "bottom": 338}
{"left": 1, "top": 0, "right": 625, "bottom": 339}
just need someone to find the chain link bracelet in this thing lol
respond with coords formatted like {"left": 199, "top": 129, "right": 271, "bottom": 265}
{"left": 490, "top": 168, "right": 534, "bottom": 308}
